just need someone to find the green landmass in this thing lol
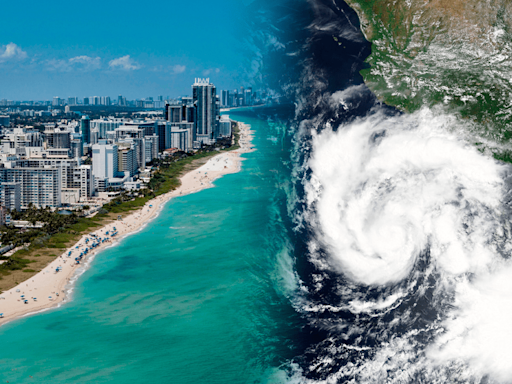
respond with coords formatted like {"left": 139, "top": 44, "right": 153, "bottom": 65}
{"left": 345, "top": 0, "right": 512, "bottom": 153}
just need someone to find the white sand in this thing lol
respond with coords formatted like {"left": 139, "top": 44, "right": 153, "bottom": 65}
{"left": 0, "top": 122, "right": 254, "bottom": 327}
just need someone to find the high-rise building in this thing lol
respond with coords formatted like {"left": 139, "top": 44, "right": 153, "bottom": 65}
{"left": 145, "top": 134, "right": 159, "bottom": 162}
{"left": 0, "top": 182, "right": 21, "bottom": 211}
{"left": 70, "top": 136, "right": 83, "bottom": 158}
{"left": 90, "top": 129, "right": 99, "bottom": 145}
{"left": 92, "top": 141, "right": 119, "bottom": 180}
{"left": 165, "top": 103, "right": 182, "bottom": 123}
{"left": 132, "top": 138, "right": 145, "bottom": 170}
{"left": 46, "top": 131, "right": 71, "bottom": 149}
{"left": 52, "top": 97, "right": 63, "bottom": 107}
{"left": 170, "top": 129, "right": 190, "bottom": 152}
{"left": 144, "top": 140, "right": 153, "bottom": 164}
{"left": 99, "top": 96, "right": 111, "bottom": 106}
{"left": 244, "top": 88, "right": 253, "bottom": 105}
{"left": 68, "top": 165, "right": 94, "bottom": 199}
{"left": 83, "top": 97, "right": 90, "bottom": 105}
{"left": 90, "top": 118, "right": 124, "bottom": 139}
{"left": 221, "top": 90, "right": 229, "bottom": 107}
{"left": 118, "top": 146, "right": 137, "bottom": 177}
{"left": 0, "top": 168, "right": 61, "bottom": 208}
{"left": 192, "top": 78, "right": 219, "bottom": 145}
{"left": 228, "top": 91, "right": 236, "bottom": 107}
{"left": 218, "top": 116, "right": 232, "bottom": 138}
{"left": 68, "top": 97, "right": 77, "bottom": 106}
{"left": 157, "top": 122, "right": 171, "bottom": 152}
{"left": 80, "top": 116, "right": 91, "bottom": 144}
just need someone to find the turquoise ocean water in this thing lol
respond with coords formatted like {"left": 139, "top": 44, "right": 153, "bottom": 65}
{"left": 0, "top": 112, "right": 302, "bottom": 383}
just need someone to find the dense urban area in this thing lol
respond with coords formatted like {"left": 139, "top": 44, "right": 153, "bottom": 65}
{"left": 0, "top": 79, "right": 260, "bottom": 280}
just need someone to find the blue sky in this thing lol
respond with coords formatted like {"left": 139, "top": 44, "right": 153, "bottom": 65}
{"left": 0, "top": 0, "right": 248, "bottom": 100}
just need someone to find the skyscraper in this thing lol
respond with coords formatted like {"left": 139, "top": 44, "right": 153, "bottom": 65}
{"left": 165, "top": 103, "right": 182, "bottom": 123}
{"left": 221, "top": 90, "right": 229, "bottom": 107}
{"left": 92, "top": 141, "right": 119, "bottom": 180}
{"left": 192, "top": 78, "right": 218, "bottom": 145}
{"left": 244, "top": 88, "right": 253, "bottom": 106}
{"left": 80, "top": 116, "right": 91, "bottom": 144}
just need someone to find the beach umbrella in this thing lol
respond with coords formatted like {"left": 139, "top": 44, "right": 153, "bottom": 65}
{"left": 0, "top": 314, "right": 3, "bottom": 318}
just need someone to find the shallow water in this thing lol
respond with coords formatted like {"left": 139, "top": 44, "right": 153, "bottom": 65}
{"left": 0, "top": 111, "right": 302, "bottom": 383}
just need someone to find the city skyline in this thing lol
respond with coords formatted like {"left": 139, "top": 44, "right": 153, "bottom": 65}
{"left": 0, "top": 0, "right": 248, "bottom": 100}
{"left": 0, "top": 78, "right": 237, "bottom": 212}
{"left": 0, "top": 82, "right": 262, "bottom": 109}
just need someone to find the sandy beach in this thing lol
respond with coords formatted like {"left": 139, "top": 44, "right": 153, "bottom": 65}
{"left": 0, "top": 122, "right": 254, "bottom": 327}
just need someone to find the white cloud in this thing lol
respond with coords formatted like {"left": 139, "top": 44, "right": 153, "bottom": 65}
{"left": 108, "top": 55, "right": 141, "bottom": 71}
{"left": 45, "top": 55, "right": 101, "bottom": 72}
{"left": 201, "top": 68, "right": 220, "bottom": 76}
{"left": 69, "top": 55, "right": 101, "bottom": 70}
{"left": 0, "top": 43, "right": 27, "bottom": 63}
{"left": 305, "top": 107, "right": 504, "bottom": 285}
{"left": 171, "top": 64, "right": 186, "bottom": 74}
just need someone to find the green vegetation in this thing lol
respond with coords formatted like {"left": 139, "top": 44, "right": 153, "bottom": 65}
{"left": 0, "top": 256, "right": 34, "bottom": 274}
{"left": 345, "top": 0, "right": 512, "bottom": 157}
{"left": 0, "top": 123, "right": 241, "bottom": 292}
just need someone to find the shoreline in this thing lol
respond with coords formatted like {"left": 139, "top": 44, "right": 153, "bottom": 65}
{"left": 0, "top": 122, "right": 254, "bottom": 327}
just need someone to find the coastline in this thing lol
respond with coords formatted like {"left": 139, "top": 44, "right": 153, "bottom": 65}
{"left": 0, "top": 122, "right": 254, "bottom": 327}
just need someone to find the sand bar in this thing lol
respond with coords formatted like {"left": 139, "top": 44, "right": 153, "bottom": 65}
{"left": 0, "top": 122, "right": 254, "bottom": 327}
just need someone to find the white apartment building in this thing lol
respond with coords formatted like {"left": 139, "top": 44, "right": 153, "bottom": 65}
{"left": 92, "top": 141, "right": 118, "bottom": 180}
{"left": 170, "top": 129, "right": 190, "bottom": 153}
{"left": 90, "top": 118, "right": 125, "bottom": 139}
{"left": 0, "top": 167, "right": 61, "bottom": 208}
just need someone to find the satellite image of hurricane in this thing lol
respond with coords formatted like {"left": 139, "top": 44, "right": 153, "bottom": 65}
{"left": 247, "top": 0, "right": 512, "bottom": 382}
